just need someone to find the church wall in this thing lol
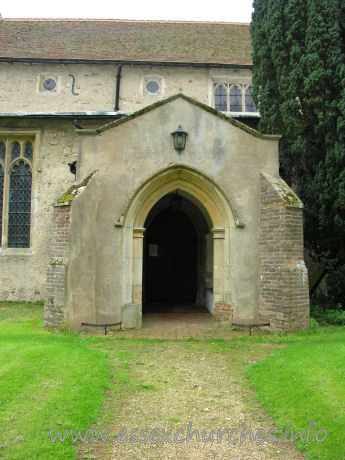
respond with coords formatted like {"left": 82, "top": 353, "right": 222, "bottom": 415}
{"left": 0, "top": 63, "right": 118, "bottom": 113}
{"left": 0, "top": 63, "right": 253, "bottom": 114}
{"left": 0, "top": 119, "right": 77, "bottom": 301}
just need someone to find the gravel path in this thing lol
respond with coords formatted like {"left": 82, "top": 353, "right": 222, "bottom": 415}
{"left": 79, "top": 340, "right": 305, "bottom": 460}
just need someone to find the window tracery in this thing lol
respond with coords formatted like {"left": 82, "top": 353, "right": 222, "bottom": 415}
{"left": 0, "top": 137, "right": 34, "bottom": 249}
{"left": 213, "top": 82, "right": 257, "bottom": 113}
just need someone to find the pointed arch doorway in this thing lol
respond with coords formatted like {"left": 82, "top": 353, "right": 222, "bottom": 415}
{"left": 143, "top": 191, "right": 211, "bottom": 313}
{"left": 122, "top": 164, "right": 236, "bottom": 327}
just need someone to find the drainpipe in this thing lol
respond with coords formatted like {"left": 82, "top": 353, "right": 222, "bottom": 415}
{"left": 114, "top": 64, "right": 123, "bottom": 112}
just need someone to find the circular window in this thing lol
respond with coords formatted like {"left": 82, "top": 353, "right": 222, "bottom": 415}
{"left": 43, "top": 78, "right": 57, "bottom": 91}
{"left": 146, "top": 80, "right": 160, "bottom": 94}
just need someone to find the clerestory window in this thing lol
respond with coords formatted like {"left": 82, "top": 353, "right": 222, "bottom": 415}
{"left": 0, "top": 137, "right": 34, "bottom": 249}
{"left": 213, "top": 82, "right": 257, "bottom": 113}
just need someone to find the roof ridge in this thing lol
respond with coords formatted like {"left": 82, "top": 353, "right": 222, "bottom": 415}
{"left": 80, "top": 93, "right": 275, "bottom": 142}
{"left": 2, "top": 18, "right": 250, "bottom": 25}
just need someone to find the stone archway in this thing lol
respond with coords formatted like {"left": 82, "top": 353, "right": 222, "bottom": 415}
{"left": 120, "top": 163, "right": 237, "bottom": 327}
{"left": 142, "top": 192, "right": 209, "bottom": 311}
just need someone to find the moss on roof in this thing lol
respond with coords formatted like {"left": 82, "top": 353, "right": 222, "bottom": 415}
{"left": 0, "top": 19, "right": 252, "bottom": 65}
{"left": 262, "top": 172, "right": 303, "bottom": 208}
{"left": 55, "top": 170, "right": 98, "bottom": 204}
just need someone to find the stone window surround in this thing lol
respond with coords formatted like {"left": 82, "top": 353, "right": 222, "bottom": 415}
{"left": 142, "top": 74, "right": 165, "bottom": 97}
{"left": 0, "top": 130, "right": 39, "bottom": 254}
{"left": 213, "top": 81, "right": 257, "bottom": 114}
{"left": 208, "top": 71, "right": 259, "bottom": 114}
{"left": 38, "top": 75, "right": 59, "bottom": 94}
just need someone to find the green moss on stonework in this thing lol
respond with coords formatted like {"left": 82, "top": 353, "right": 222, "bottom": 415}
{"left": 55, "top": 170, "right": 98, "bottom": 204}
{"left": 76, "top": 93, "right": 281, "bottom": 140}
{"left": 50, "top": 259, "right": 66, "bottom": 266}
{"left": 262, "top": 172, "right": 303, "bottom": 208}
{"left": 282, "top": 192, "right": 299, "bottom": 204}
{"left": 276, "top": 178, "right": 301, "bottom": 205}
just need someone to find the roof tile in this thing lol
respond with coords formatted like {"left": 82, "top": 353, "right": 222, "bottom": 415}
{"left": 0, "top": 19, "right": 252, "bottom": 65}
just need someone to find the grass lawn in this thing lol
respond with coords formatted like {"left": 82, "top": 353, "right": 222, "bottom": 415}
{"left": 0, "top": 302, "right": 113, "bottom": 459}
{"left": 1, "top": 301, "right": 344, "bottom": 459}
{"left": 246, "top": 328, "right": 345, "bottom": 460}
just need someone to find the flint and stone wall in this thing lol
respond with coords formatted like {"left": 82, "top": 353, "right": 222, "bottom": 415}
{"left": 0, "top": 120, "right": 77, "bottom": 301}
{"left": 0, "top": 63, "right": 253, "bottom": 114}
{"left": 0, "top": 119, "right": 115, "bottom": 302}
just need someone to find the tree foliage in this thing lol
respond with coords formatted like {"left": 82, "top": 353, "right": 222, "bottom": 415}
{"left": 251, "top": 0, "right": 345, "bottom": 304}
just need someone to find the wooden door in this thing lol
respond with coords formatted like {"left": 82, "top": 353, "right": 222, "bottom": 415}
{"left": 144, "top": 207, "right": 197, "bottom": 303}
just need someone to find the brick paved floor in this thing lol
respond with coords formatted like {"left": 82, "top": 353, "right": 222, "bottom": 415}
{"left": 109, "top": 303, "right": 250, "bottom": 339}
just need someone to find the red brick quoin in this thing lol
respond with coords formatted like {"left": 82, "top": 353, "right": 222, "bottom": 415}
{"left": 258, "top": 173, "right": 310, "bottom": 331}
{"left": 213, "top": 302, "right": 233, "bottom": 322}
{"left": 44, "top": 203, "right": 71, "bottom": 328}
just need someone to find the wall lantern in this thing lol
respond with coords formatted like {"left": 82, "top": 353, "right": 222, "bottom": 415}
{"left": 171, "top": 124, "right": 188, "bottom": 152}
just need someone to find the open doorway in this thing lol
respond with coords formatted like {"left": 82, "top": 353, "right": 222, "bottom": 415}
{"left": 143, "top": 191, "right": 212, "bottom": 314}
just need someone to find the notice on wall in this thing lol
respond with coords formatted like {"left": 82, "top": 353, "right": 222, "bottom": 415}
{"left": 149, "top": 244, "right": 158, "bottom": 257}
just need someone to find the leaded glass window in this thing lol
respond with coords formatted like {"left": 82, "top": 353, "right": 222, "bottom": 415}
{"left": 230, "top": 85, "right": 242, "bottom": 112}
{"left": 146, "top": 80, "right": 160, "bottom": 94}
{"left": 0, "top": 136, "right": 34, "bottom": 249}
{"left": 213, "top": 81, "right": 258, "bottom": 113}
{"left": 24, "top": 142, "right": 33, "bottom": 162}
{"left": 0, "top": 166, "right": 3, "bottom": 243}
{"left": 0, "top": 141, "right": 5, "bottom": 163}
{"left": 245, "top": 86, "right": 257, "bottom": 112}
{"left": 215, "top": 84, "right": 227, "bottom": 112}
{"left": 8, "top": 162, "right": 32, "bottom": 248}
{"left": 11, "top": 142, "right": 21, "bottom": 162}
